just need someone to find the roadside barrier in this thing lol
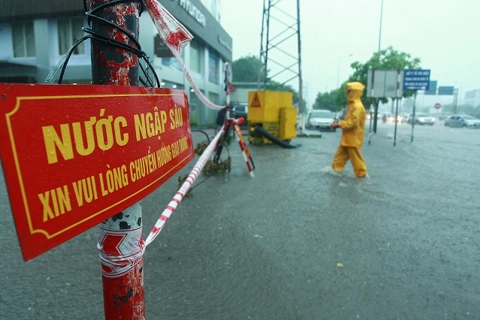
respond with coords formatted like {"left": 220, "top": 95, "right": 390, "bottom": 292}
{"left": 145, "top": 128, "right": 224, "bottom": 246}
{"left": 39, "top": 2, "right": 253, "bottom": 318}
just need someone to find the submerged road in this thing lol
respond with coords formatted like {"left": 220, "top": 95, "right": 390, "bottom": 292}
{"left": 1, "top": 121, "right": 479, "bottom": 319}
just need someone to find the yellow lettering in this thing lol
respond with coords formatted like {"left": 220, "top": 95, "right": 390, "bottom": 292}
{"left": 171, "top": 141, "right": 179, "bottom": 158}
{"left": 39, "top": 191, "right": 54, "bottom": 222}
{"left": 99, "top": 173, "right": 108, "bottom": 196}
{"left": 56, "top": 185, "right": 71, "bottom": 214}
{"left": 130, "top": 161, "right": 136, "bottom": 182}
{"left": 146, "top": 112, "right": 155, "bottom": 137}
{"left": 114, "top": 117, "right": 129, "bottom": 146}
{"left": 72, "top": 122, "right": 95, "bottom": 157}
{"left": 72, "top": 180, "right": 83, "bottom": 206}
{"left": 155, "top": 145, "right": 172, "bottom": 167}
{"left": 134, "top": 114, "right": 147, "bottom": 141}
{"left": 170, "top": 107, "right": 184, "bottom": 130}
{"left": 39, "top": 186, "right": 71, "bottom": 222}
{"left": 179, "top": 136, "right": 188, "bottom": 153}
{"left": 170, "top": 109, "right": 175, "bottom": 129}
{"left": 106, "top": 170, "right": 115, "bottom": 193}
{"left": 73, "top": 176, "right": 98, "bottom": 207}
{"left": 176, "top": 107, "right": 183, "bottom": 128}
{"left": 160, "top": 110, "right": 167, "bottom": 133}
{"left": 42, "top": 124, "right": 74, "bottom": 164}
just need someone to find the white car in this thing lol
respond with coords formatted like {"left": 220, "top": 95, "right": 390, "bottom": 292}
{"left": 407, "top": 113, "right": 435, "bottom": 125}
{"left": 444, "top": 115, "right": 480, "bottom": 128}
{"left": 306, "top": 110, "right": 337, "bottom": 131}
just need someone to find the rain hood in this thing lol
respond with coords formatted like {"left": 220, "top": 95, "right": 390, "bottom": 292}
{"left": 346, "top": 82, "right": 365, "bottom": 101}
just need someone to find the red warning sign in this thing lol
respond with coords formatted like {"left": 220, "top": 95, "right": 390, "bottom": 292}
{"left": 251, "top": 93, "right": 261, "bottom": 108}
{"left": 0, "top": 83, "right": 195, "bottom": 261}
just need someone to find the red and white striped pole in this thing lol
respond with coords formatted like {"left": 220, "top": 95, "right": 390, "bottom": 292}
{"left": 225, "top": 62, "right": 232, "bottom": 118}
{"left": 87, "top": 1, "right": 146, "bottom": 318}
{"left": 231, "top": 119, "right": 255, "bottom": 177}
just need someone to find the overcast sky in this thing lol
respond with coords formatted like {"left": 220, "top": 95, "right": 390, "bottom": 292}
{"left": 219, "top": 0, "right": 479, "bottom": 108}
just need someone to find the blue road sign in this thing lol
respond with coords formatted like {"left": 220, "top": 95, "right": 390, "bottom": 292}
{"left": 438, "top": 86, "right": 454, "bottom": 95}
{"left": 403, "top": 69, "right": 431, "bottom": 91}
{"left": 425, "top": 80, "right": 437, "bottom": 95}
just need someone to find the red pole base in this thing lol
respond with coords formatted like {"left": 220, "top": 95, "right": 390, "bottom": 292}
{"left": 102, "top": 259, "right": 145, "bottom": 319}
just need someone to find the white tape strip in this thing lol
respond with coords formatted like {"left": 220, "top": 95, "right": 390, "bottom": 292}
{"left": 144, "top": 0, "right": 226, "bottom": 111}
{"left": 144, "top": 128, "right": 225, "bottom": 246}
{"left": 98, "top": 227, "right": 146, "bottom": 278}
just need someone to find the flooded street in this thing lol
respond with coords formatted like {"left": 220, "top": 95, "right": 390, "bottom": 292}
{"left": 1, "top": 122, "right": 480, "bottom": 319}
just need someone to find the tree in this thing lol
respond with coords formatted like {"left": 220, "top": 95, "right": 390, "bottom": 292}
{"left": 320, "top": 47, "right": 422, "bottom": 111}
{"left": 231, "top": 55, "right": 265, "bottom": 83}
{"left": 231, "top": 55, "right": 306, "bottom": 113}
{"left": 312, "top": 90, "right": 339, "bottom": 112}
{"left": 335, "top": 46, "right": 422, "bottom": 133}
{"left": 344, "top": 46, "right": 422, "bottom": 109}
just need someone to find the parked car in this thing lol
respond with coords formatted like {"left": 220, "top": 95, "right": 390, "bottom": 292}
{"left": 230, "top": 103, "right": 248, "bottom": 124}
{"left": 438, "top": 113, "right": 452, "bottom": 122}
{"left": 306, "top": 109, "right": 337, "bottom": 131}
{"left": 407, "top": 113, "right": 435, "bottom": 125}
{"left": 444, "top": 114, "right": 480, "bottom": 128}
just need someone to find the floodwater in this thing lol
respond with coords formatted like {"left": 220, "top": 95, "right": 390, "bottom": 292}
{"left": 1, "top": 121, "right": 479, "bottom": 319}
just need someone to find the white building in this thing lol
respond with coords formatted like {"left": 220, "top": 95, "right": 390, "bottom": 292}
{"left": 464, "top": 89, "right": 480, "bottom": 108}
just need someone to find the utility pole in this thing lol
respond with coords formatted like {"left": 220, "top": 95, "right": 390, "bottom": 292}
{"left": 259, "top": 0, "right": 303, "bottom": 113}
{"left": 378, "top": 0, "right": 384, "bottom": 52}
{"left": 87, "top": 1, "right": 146, "bottom": 319}
{"left": 373, "top": 0, "right": 385, "bottom": 134}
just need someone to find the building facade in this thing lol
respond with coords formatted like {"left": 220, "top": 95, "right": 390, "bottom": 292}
{"left": 0, "top": 0, "right": 232, "bottom": 127}
{"left": 464, "top": 89, "right": 480, "bottom": 108}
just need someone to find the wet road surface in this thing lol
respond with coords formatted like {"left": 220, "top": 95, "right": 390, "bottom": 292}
{"left": 1, "top": 121, "right": 479, "bottom": 319}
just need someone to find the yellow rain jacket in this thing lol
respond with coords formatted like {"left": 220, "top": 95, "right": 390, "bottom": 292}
{"left": 338, "top": 82, "right": 366, "bottom": 147}
{"left": 332, "top": 81, "right": 367, "bottom": 177}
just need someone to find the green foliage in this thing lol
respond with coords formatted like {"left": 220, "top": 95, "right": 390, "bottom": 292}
{"left": 345, "top": 46, "right": 422, "bottom": 108}
{"left": 231, "top": 55, "right": 265, "bottom": 82}
{"left": 312, "top": 90, "right": 339, "bottom": 112}
{"left": 231, "top": 55, "right": 306, "bottom": 113}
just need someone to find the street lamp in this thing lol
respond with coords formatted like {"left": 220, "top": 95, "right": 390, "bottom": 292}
{"left": 336, "top": 54, "right": 353, "bottom": 88}
{"left": 378, "top": 0, "right": 384, "bottom": 52}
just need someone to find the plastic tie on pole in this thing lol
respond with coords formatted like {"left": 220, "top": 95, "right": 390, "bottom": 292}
{"left": 98, "top": 227, "right": 146, "bottom": 278}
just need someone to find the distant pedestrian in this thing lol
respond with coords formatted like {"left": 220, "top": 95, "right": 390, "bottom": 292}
{"left": 330, "top": 82, "right": 368, "bottom": 178}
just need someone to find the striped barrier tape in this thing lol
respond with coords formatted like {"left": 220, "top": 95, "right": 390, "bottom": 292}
{"left": 144, "top": 0, "right": 225, "bottom": 111}
{"left": 144, "top": 128, "right": 225, "bottom": 246}
{"left": 141, "top": 1, "right": 255, "bottom": 247}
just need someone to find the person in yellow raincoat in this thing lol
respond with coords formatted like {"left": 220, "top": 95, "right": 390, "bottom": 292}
{"left": 330, "top": 82, "right": 368, "bottom": 178}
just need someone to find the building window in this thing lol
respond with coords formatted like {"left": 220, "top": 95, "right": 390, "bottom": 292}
{"left": 58, "top": 17, "right": 85, "bottom": 55}
{"left": 189, "top": 39, "right": 202, "bottom": 74}
{"left": 162, "top": 56, "right": 182, "bottom": 71}
{"left": 208, "top": 51, "right": 219, "bottom": 84}
{"left": 12, "top": 21, "right": 36, "bottom": 58}
{"left": 208, "top": 92, "right": 219, "bottom": 105}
